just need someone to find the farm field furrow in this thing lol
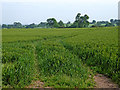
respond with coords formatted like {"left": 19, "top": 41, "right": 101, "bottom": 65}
{"left": 2, "top": 27, "right": 120, "bottom": 88}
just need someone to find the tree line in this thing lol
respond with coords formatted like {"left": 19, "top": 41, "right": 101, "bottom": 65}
{"left": 1, "top": 13, "right": 119, "bottom": 29}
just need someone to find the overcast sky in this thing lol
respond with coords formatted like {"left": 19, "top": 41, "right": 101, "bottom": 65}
{"left": 0, "top": 0, "right": 119, "bottom": 24}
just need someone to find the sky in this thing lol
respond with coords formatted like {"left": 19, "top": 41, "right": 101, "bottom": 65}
{"left": 0, "top": 0, "right": 119, "bottom": 24}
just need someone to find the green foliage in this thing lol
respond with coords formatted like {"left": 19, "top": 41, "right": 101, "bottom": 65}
{"left": 105, "top": 23, "right": 115, "bottom": 27}
{"left": 35, "top": 41, "right": 93, "bottom": 88}
{"left": 47, "top": 18, "right": 59, "bottom": 28}
{"left": 26, "top": 23, "right": 37, "bottom": 28}
{"left": 2, "top": 27, "right": 120, "bottom": 87}
{"left": 58, "top": 20, "right": 64, "bottom": 28}
{"left": 71, "top": 13, "right": 89, "bottom": 28}
{"left": 13, "top": 22, "right": 23, "bottom": 28}
{"left": 61, "top": 42, "right": 120, "bottom": 85}
{"left": 2, "top": 44, "right": 35, "bottom": 88}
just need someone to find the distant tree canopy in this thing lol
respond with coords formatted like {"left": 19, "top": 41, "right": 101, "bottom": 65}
{"left": 26, "top": 23, "right": 36, "bottom": 28}
{"left": 1, "top": 13, "right": 119, "bottom": 29}
{"left": 90, "top": 19, "right": 118, "bottom": 27}
{"left": 92, "top": 20, "right": 96, "bottom": 24}
{"left": 47, "top": 18, "right": 59, "bottom": 28}
{"left": 38, "top": 22, "right": 47, "bottom": 28}
{"left": 58, "top": 20, "right": 64, "bottom": 28}
{"left": 70, "top": 13, "right": 89, "bottom": 28}
{"left": 105, "top": 23, "right": 115, "bottom": 27}
{"left": 13, "top": 22, "right": 22, "bottom": 28}
{"left": 66, "top": 21, "right": 71, "bottom": 28}
{"left": 2, "top": 22, "right": 23, "bottom": 28}
{"left": 2, "top": 24, "right": 7, "bottom": 28}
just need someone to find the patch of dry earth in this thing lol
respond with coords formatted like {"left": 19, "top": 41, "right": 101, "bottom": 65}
{"left": 94, "top": 74, "right": 119, "bottom": 88}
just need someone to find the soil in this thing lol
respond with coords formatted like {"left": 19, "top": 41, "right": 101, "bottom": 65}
{"left": 25, "top": 80, "right": 52, "bottom": 88}
{"left": 94, "top": 74, "right": 119, "bottom": 88}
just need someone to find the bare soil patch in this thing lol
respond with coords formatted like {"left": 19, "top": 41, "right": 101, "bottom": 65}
{"left": 25, "top": 80, "right": 52, "bottom": 88}
{"left": 94, "top": 74, "right": 119, "bottom": 88}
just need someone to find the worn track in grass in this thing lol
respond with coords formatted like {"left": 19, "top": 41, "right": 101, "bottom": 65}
{"left": 94, "top": 74, "right": 119, "bottom": 88}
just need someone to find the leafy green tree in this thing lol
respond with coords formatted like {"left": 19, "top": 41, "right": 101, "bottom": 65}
{"left": 75, "top": 13, "right": 81, "bottom": 28}
{"left": 105, "top": 23, "right": 114, "bottom": 27}
{"left": 83, "top": 14, "right": 89, "bottom": 27}
{"left": 92, "top": 20, "right": 96, "bottom": 24}
{"left": 26, "top": 23, "right": 36, "bottom": 28}
{"left": 110, "top": 19, "right": 114, "bottom": 23}
{"left": 67, "top": 21, "right": 71, "bottom": 24}
{"left": 70, "top": 21, "right": 78, "bottom": 28}
{"left": 13, "top": 22, "right": 22, "bottom": 28}
{"left": 79, "top": 16, "right": 84, "bottom": 28}
{"left": 58, "top": 20, "right": 64, "bottom": 28}
{"left": 38, "top": 22, "right": 47, "bottom": 28}
{"left": 110, "top": 19, "right": 115, "bottom": 26}
{"left": 7, "top": 25, "right": 14, "bottom": 29}
{"left": 2, "top": 24, "right": 7, "bottom": 28}
{"left": 75, "top": 13, "right": 81, "bottom": 21}
{"left": 66, "top": 21, "right": 71, "bottom": 28}
{"left": 84, "top": 14, "right": 89, "bottom": 19}
{"left": 96, "top": 22, "right": 101, "bottom": 27}
{"left": 71, "top": 13, "right": 89, "bottom": 28}
{"left": 47, "top": 18, "right": 59, "bottom": 28}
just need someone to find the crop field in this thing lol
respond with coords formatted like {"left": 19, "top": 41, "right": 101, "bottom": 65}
{"left": 2, "top": 27, "right": 120, "bottom": 88}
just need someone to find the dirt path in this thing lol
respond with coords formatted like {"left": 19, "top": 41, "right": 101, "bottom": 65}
{"left": 94, "top": 74, "right": 119, "bottom": 88}
{"left": 25, "top": 80, "right": 52, "bottom": 88}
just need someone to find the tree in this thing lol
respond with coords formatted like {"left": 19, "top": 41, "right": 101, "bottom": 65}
{"left": 110, "top": 19, "right": 114, "bottom": 23}
{"left": 78, "top": 16, "right": 84, "bottom": 28}
{"left": 58, "top": 20, "right": 64, "bottom": 28}
{"left": 13, "top": 22, "right": 22, "bottom": 28}
{"left": 105, "top": 23, "right": 114, "bottom": 27}
{"left": 66, "top": 21, "right": 71, "bottom": 28}
{"left": 71, "top": 13, "right": 89, "bottom": 28}
{"left": 84, "top": 14, "right": 89, "bottom": 20}
{"left": 75, "top": 13, "right": 82, "bottom": 28}
{"left": 7, "top": 25, "right": 14, "bottom": 29}
{"left": 47, "top": 18, "right": 59, "bottom": 28}
{"left": 83, "top": 14, "right": 89, "bottom": 27}
{"left": 67, "top": 21, "right": 71, "bottom": 24}
{"left": 70, "top": 21, "right": 78, "bottom": 28}
{"left": 110, "top": 19, "right": 116, "bottom": 26}
{"left": 38, "top": 22, "right": 47, "bottom": 28}
{"left": 96, "top": 22, "right": 101, "bottom": 27}
{"left": 26, "top": 23, "right": 36, "bottom": 28}
{"left": 2, "top": 24, "right": 7, "bottom": 28}
{"left": 75, "top": 13, "right": 81, "bottom": 21}
{"left": 92, "top": 20, "right": 96, "bottom": 24}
